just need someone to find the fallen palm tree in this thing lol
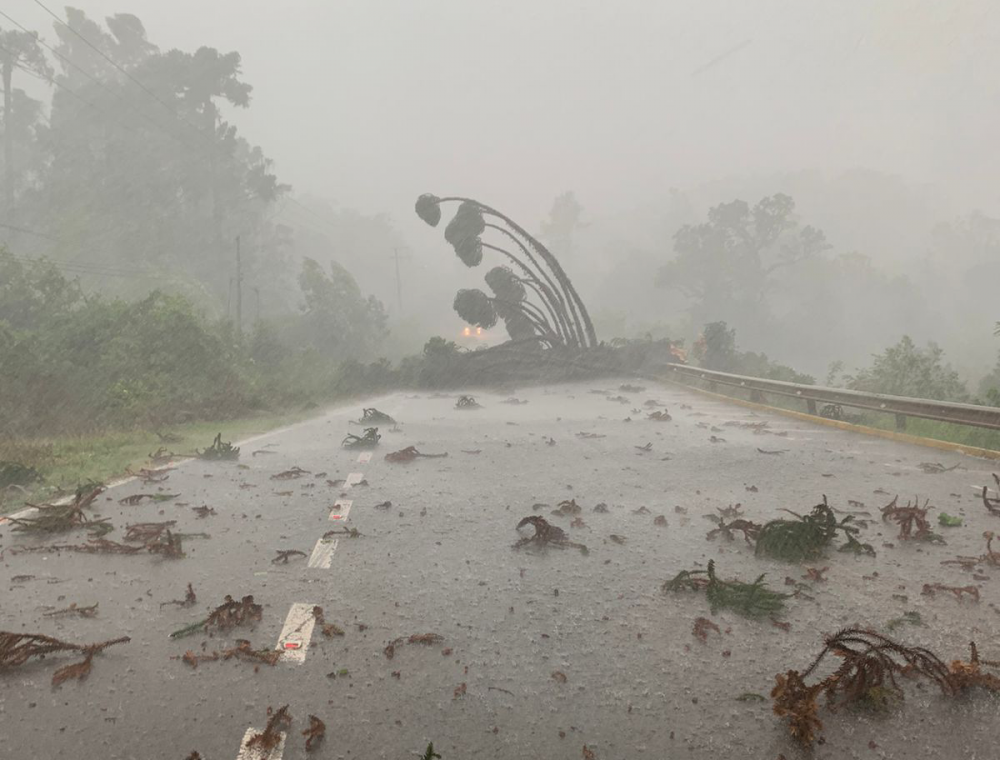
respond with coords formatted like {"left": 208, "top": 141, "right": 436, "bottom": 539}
{"left": 384, "top": 446, "right": 448, "bottom": 463}
{"left": 0, "top": 631, "right": 130, "bottom": 686}
{"left": 663, "top": 559, "right": 788, "bottom": 618}
{"left": 772, "top": 628, "right": 1000, "bottom": 747}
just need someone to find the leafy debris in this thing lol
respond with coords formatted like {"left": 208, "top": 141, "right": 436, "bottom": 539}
{"left": 312, "top": 606, "right": 344, "bottom": 637}
{"left": 169, "top": 594, "right": 263, "bottom": 639}
{"left": 161, "top": 583, "right": 197, "bottom": 609}
{"left": 881, "top": 496, "right": 942, "bottom": 542}
{"left": 771, "top": 629, "right": 1000, "bottom": 746}
{"left": 384, "top": 446, "right": 448, "bottom": 463}
{"left": 271, "top": 467, "right": 310, "bottom": 480}
{"left": 663, "top": 559, "right": 788, "bottom": 618}
{"left": 692, "top": 616, "right": 721, "bottom": 643}
{"left": 357, "top": 408, "right": 396, "bottom": 424}
{"left": 118, "top": 493, "right": 179, "bottom": 505}
{"left": 43, "top": 603, "right": 99, "bottom": 618}
{"left": 9, "top": 485, "right": 107, "bottom": 534}
{"left": 246, "top": 705, "right": 292, "bottom": 754}
{"left": 0, "top": 631, "right": 130, "bottom": 686}
{"left": 197, "top": 433, "right": 240, "bottom": 460}
{"left": 514, "top": 516, "right": 588, "bottom": 554}
{"left": 455, "top": 395, "right": 481, "bottom": 410}
{"left": 921, "top": 583, "right": 980, "bottom": 602}
{"left": 384, "top": 633, "right": 444, "bottom": 659}
{"left": 302, "top": 715, "right": 326, "bottom": 752}
{"left": 755, "top": 497, "right": 874, "bottom": 561}
{"left": 938, "top": 512, "right": 963, "bottom": 527}
{"left": 342, "top": 428, "right": 381, "bottom": 449}
{"left": 272, "top": 549, "right": 307, "bottom": 564}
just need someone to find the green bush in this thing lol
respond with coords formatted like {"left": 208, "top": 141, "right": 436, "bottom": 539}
{"left": 845, "top": 336, "right": 968, "bottom": 401}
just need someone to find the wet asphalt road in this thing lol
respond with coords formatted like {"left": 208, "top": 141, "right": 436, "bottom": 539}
{"left": 2, "top": 379, "right": 1000, "bottom": 760}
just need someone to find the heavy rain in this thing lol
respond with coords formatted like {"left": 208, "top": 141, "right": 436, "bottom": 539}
{"left": 2, "top": 3, "right": 1000, "bottom": 759}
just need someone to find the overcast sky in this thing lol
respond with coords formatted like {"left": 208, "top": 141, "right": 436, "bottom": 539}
{"left": 12, "top": 1, "right": 1000, "bottom": 228}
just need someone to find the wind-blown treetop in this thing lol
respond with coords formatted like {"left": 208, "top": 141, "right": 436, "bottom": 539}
{"left": 415, "top": 194, "right": 596, "bottom": 349}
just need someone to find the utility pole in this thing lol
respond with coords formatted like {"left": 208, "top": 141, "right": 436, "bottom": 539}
{"left": 2, "top": 49, "right": 14, "bottom": 218}
{"left": 392, "top": 248, "right": 402, "bottom": 311}
{"left": 235, "top": 235, "right": 243, "bottom": 335}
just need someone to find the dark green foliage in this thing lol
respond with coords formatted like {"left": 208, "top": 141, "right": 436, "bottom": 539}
{"left": 415, "top": 194, "right": 442, "bottom": 227}
{"left": 444, "top": 202, "right": 486, "bottom": 265}
{"left": 453, "top": 289, "right": 498, "bottom": 329}
{"left": 197, "top": 433, "right": 240, "bottom": 460}
{"left": 845, "top": 336, "right": 969, "bottom": 402}
{"left": 886, "top": 611, "right": 923, "bottom": 632}
{"left": 938, "top": 513, "right": 963, "bottom": 527}
{"left": 755, "top": 498, "right": 874, "bottom": 562}
{"left": 663, "top": 559, "right": 788, "bottom": 618}
{"left": 357, "top": 408, "right": 395, "bottom": 425}
{"left": 693, "top": 321, "right": 815, "bottom": 383}
{"left": 421, "top": 743, "right": 442, "bottom": 760}
{"left": 0, "top": 461, "right": 42, "bottom": 489}
{"left": 342, "top": 428, "right": 380, "bottom": 449}
{"left": 485, "top": 266, "right": 526, "bottom": 304}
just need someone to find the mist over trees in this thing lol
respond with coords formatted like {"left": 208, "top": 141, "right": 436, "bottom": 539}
{"left": 3, "top": 5, "right": 1000, "bottom": 420}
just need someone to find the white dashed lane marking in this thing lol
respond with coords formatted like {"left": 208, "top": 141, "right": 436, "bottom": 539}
{"left": 357, "top": 451, "right": 372, "bottom": 464}
{"left": 275, "top": 603, "right": 317, "bottom": 663}
{"left": 344, "top": 472, "right": 365, "bottom": 488}
{"left": 307, "top": 537, "right": 337, "bottom": 568}
{"left": 235, "top": 725, "right": 285, "bottom": 760}
{"left": 328, "top": 499, "right": 352, "bottom": 522}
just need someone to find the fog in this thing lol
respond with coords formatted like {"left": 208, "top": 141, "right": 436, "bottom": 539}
{"left": 8, "top": 6, "right": 1000, "bottom": 758}
{"left": 4, "top": 1, "right": 1000, "bottom": 392}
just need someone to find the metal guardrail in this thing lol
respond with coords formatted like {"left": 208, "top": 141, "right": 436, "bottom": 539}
{"left": 661, "top": 363, "right": 1000, "bottom": 432}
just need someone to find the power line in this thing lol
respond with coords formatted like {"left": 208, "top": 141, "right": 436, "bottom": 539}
{"left": 0, "top": 220, "right": 60, "bottom": 242}
{"left": 0, "top": 8, "right": 195, "bottom": 150}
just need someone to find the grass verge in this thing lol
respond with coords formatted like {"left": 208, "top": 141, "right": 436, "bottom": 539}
{"left": 0, "top": 408, "right": 316, "bottom": 515}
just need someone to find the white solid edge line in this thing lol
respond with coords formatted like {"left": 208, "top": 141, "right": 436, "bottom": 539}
{"left": 236, "top": 726, "right": 286, "bottom": 760}
{"left": 307, "top": 537, "right": 338, "bottom": 569}
{"left": 329, "top": 499, "right": 353, "bottom": 522}
{"left": 275, "top": 602, "right": 317, "bottom": 663}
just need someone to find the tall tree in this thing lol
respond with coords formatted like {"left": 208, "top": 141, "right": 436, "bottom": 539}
{"left": 540, "top": 191, "right": 585, "bottom": 262}
{"left": 0, "top": 27, "right": 52, "bottom": 217}
{"left": 657, "top": 194, "right": 829, "bottom": 344}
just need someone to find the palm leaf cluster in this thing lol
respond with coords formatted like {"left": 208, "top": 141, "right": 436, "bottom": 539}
{"left": 663, "top": 559, "right": 788, "bottom": 618}
{"left": 416, "top": 193, "right": 597, "bottom": 348}
{"left": 755, "top": 497, "right": 875, "bottom": 561}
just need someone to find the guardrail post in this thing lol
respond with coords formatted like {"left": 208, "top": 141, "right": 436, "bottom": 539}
{"left": 750, "top": 389, "right": 765, "bottom": 403}
{"left": 807, "top": 399, "right": 817, "bottom": 415}
{"left": 709, "top": 381, "right": 718, "bottom": 392}
{"left": 895, "top": 413, "right": 907, "bottom": 431}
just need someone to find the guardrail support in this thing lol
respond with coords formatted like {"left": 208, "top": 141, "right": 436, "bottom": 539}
{"left": 807, "top": 399, "right": 817, "bottom": 415}
{"left": 750, "top": 389, "right": 765, "bottom": 403}
{"left": 895, "top": 413, "right": 907, "bottom": 431}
